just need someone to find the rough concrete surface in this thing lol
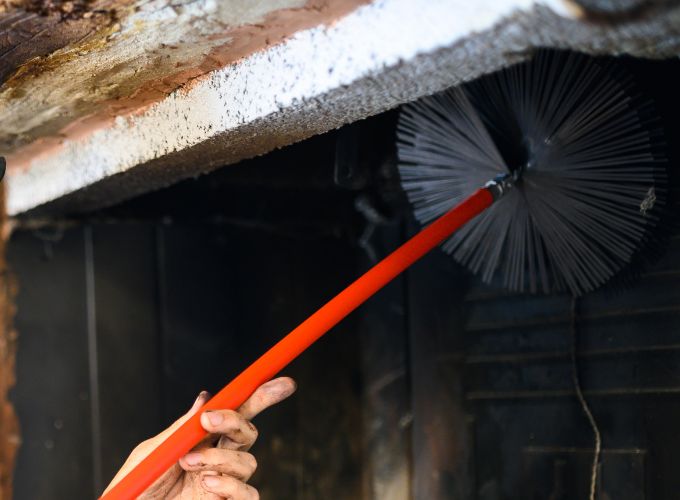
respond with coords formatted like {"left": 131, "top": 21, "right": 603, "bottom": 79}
{"left": 4, "top": 0, "right": 680, "bottom": 215}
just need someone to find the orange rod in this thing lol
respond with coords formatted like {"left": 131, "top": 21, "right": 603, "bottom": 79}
{"left": 100, "top": 187, "right": 494, "bottom": 500}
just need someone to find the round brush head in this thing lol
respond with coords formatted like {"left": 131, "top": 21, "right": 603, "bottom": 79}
{"left": 397, "top": 49, "right": 667, "bottom": 296}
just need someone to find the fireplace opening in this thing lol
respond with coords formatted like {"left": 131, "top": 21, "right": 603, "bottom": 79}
{"left": 7, "top": 54, "right": 680, "bottom": 500}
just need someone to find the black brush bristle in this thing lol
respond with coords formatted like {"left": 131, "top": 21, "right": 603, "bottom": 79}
{"left": 397, "top": 49, "right": 667, "bottom": 296}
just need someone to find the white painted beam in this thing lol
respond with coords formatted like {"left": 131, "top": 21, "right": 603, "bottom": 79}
{"left": 5, "top": 0, "right": 680, "bottom": 215}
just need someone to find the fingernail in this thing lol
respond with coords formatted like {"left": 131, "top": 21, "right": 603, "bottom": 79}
{"left": 202, "top": 475, "right": 220, "bottom": 488}
{"left": 190, "top": 391, "right": 209, "bottom": 412}
{"left": 203, "top": 410, "right": 224, "bottom": 427}
{"left": 184, "top": 452, "right": 202, "bottom": 466}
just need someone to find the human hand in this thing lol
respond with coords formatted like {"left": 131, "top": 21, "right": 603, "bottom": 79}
{"left": 104, "top": 377, "right": 297, "bottom": 499}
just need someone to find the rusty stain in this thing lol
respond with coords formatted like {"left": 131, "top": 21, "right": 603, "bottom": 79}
{"left": 3, "top": 19, "right": 122, "bottom": 97}
{"left": 3, "top": 0, "right": 372, "bottom": 171}
{"left": 0, "top": 185, "right": 18, "bottom": 499}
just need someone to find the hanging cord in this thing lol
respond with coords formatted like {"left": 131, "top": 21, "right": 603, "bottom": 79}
{"left": 570, "top": 297, "right": 601, "bottom": 500}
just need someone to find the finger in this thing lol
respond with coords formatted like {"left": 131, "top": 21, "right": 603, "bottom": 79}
{"left": 200, "top": 410, "right": 258, "bottom": 450}
{"left": 188, "top": 390, "right": 212, "bottom": 415}
{"left": 156, "top": 391, "right": 211, "bottom": 443}
{"left": 201, "top": 474, "right": 259, "bottom": 499}
{"left": 237, "top": 377, "right": 297, "bottom": 420}
{"left": 180, "top": 449, "right": 257, "bottom": 480}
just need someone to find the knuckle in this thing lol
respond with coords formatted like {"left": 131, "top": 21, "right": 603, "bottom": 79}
{"left": 201, "top": 447, "right": 219, "bottom": 463}
{"left": 217, "top": 434, "right": 234, "bottom": 449}
{"left": 133, "top": 439, "right": 150, "bottom": 453}
{"left": 243, "top": 452, "right": 257, "bottom": 473}
{"left": 247, "top": 421, "right": 259, "bottom": 440}
{"left": 222, "top": 475, "right": 241, "bottom": 494}
{"left": 224, "top": 409, "right": 241, "bottom": 419}
{"left": 131, "top": 438, "right": 154, "bottom": 457}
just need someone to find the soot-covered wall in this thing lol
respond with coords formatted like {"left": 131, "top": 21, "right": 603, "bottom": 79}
{"left": 7, "top": 131, "right": 370, "bottom": 499}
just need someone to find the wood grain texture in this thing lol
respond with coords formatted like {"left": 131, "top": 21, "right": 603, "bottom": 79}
{"left": 0, "top": 0, "right": 122, "bottom": 86}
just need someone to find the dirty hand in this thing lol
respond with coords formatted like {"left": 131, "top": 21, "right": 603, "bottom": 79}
{"left": 104, "top": 377, "right": 297, "bottom": 499}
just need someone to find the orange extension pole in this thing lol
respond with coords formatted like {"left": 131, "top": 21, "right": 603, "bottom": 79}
{"left": 100, "top": 187, "right": 495, "bottom": 500}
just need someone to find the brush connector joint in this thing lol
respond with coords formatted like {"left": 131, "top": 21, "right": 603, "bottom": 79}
{"left": 485, "top": 174, "right": 513, "bottom": 201}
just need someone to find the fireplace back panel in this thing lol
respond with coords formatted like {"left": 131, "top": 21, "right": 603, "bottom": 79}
{"left": 8, "top": 94, "right": 680, "bottom": 499}
{"left": 8, "top": 217, "right": 366, "bottom": 498}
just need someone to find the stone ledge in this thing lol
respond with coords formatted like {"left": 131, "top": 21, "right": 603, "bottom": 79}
{"left": 5, "top": 0, "right": 680, "bottom": 215}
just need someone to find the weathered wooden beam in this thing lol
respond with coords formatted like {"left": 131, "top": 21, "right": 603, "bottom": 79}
{"left": 0, "top": 0, "right": 128, "bottom": 86}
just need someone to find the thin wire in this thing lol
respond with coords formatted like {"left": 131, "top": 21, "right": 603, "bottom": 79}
{"left": 570, "top": 296, "right": 601, "bottom": 500}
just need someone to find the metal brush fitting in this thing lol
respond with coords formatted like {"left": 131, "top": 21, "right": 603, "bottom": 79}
{"left": 484, "top": 173, "right": 514, "bottom": 201}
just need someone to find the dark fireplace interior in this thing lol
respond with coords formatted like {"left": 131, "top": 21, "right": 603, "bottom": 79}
{"left": 7, "top": 55, "right": 680, "bottom": 500}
